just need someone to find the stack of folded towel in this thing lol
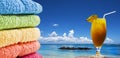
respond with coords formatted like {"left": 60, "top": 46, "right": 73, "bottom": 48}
{"left": 0, "top": 0, "right": 42, "bottom": 58}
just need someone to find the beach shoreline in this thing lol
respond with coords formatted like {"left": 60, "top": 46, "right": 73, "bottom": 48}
{"left": 43, "top": 56, "right": 120, "bottom": 58}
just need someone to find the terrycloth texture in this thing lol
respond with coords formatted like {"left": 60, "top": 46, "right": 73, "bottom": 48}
{"left": 0, "top": 28, "right": 40, "bottom": 48}
{"left": 0, "top": 15, "right": 40, "bottom": 30}
{"left": 19, "top": 52, "right": 42, "bottom": 58}
{"left": 0, "top": 41, "right": 40, "bottom": 58}
{"left": 0, "top": 0, "right": 42, "bottom": 14}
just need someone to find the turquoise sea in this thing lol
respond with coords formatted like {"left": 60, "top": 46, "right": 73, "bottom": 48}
{"left": 38, "top": 44, "right": 120, "bottom": 58}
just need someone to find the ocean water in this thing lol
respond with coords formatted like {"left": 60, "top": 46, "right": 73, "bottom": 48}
{"left": 38, "top": 44, "right": 120, "bottom": 58}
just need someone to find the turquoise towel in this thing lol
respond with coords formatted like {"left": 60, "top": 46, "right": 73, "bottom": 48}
{"left": 0, "top": 0, "right": 42, "bottom": 14}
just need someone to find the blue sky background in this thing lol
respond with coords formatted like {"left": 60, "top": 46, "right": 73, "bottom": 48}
{"left": 34, "top": 0, "right": 120, "bottom": 44}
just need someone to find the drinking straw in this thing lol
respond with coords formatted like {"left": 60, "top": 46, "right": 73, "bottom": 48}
{"left": 103, "top": 11, "right": 116, "bottom": 18}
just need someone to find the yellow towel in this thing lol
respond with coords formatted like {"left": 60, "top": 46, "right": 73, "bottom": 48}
{"left": 0, "top": 28, "right": 40, "bottom": 48}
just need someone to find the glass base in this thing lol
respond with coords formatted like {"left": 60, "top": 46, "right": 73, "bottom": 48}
{"left": 91, "top": 47, "right": 106, "bottom": 58}
{"left": 96, "top": 47, "right": 103, "bottom": 56}
{"left": 96, "top": 51, "right": 101, "bottom": 56}
{"left": 91, "top": 55, "right": 106, "bottom": 58}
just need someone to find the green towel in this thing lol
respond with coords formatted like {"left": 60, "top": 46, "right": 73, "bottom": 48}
{"left": 0, "top": 15, "right": 40, "bottom": 30}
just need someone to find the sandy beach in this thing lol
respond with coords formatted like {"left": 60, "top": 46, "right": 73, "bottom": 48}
{"left": 43, "top": 56, "right": 75, "bottom": 58}
{"left": 43, "top": 56, "right": 120, "bottom": 58}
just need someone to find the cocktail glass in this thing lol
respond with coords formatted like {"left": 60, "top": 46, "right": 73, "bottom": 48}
{"left": 87, "top": 11, "right": 116, "bottom": 57}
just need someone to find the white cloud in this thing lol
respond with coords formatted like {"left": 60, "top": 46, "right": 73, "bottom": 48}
{"left": 63, "top": 33, "right": 67, "bottom": 37}
{"left": 68, "top": 29, "right": 74, "bottom": 38}
{"left": 49, "top": 31, "right": 58, "bottom": 37}
{"left": 53, "top": 24, "right": 59, "bottom": 27}
{"left": 79, "top": 37, "right": 92, "bottom": 43}
{"left": 40, "top": 30, "right": 114, "bottom": 44}
{"left": 105, "top": 37, "right": 114, "bottom": 43}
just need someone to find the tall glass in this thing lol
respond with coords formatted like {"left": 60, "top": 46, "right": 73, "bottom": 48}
{"left": 91, "top": 18, "right": 106, "bottom": 56}
{"left": 87, "top": 11, "right": 116, "bottom": 57}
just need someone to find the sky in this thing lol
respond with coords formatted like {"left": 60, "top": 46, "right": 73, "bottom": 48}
{"left": 34, "top": 0, "right": 120, "bottom": 44}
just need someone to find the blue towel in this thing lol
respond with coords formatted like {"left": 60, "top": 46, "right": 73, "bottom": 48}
{"left": 0, "top": 0, "right": 42, "bottom": 14}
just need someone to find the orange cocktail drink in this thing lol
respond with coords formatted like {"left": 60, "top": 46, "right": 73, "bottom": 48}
{"left": 87, "top": 11, "right": 116, "bottom": 57}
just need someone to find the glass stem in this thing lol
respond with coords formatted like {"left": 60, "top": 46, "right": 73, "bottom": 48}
{"left": 96, "top": 47, "right": 101, "bottom": 56}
